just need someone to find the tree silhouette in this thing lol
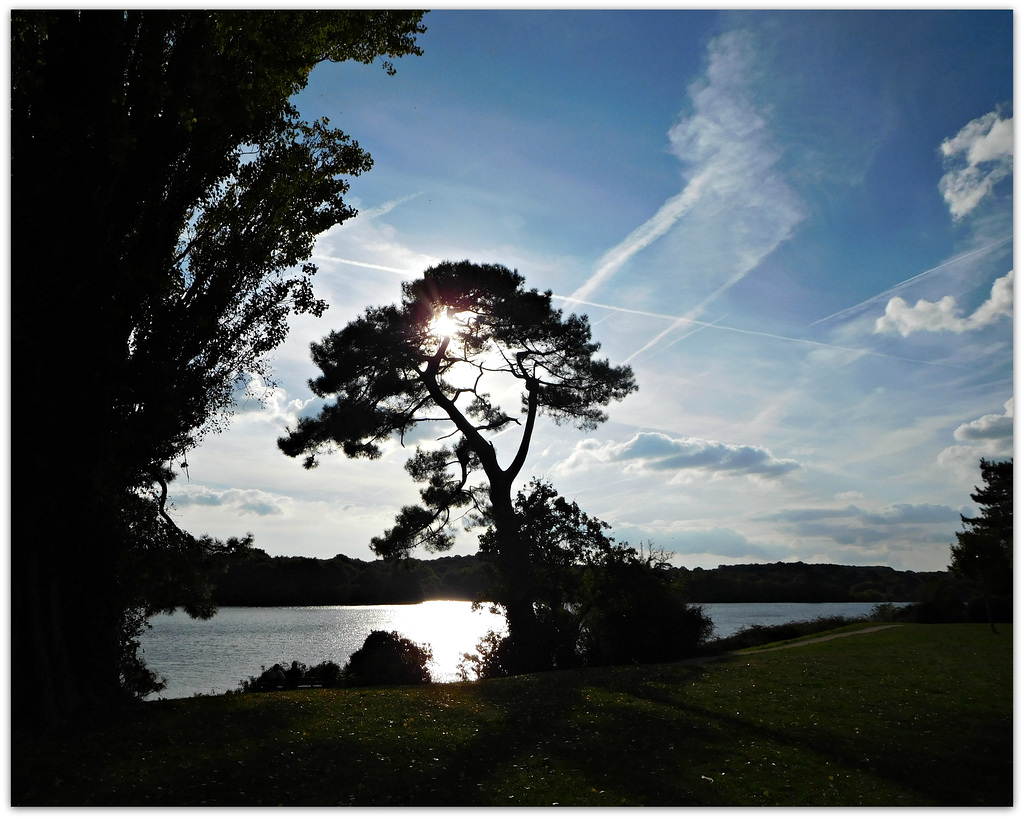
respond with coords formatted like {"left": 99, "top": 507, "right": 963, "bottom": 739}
{"left": 12, "top": 10, "right": 425, "bottom": 728}
{"left": 478, "top": 478, "right": 618, "bottom": 670}
{"left": 279, "top": 261, "right": 637, "bottom": 670}
{"left": 949, "top": 458, "right": 1013, "bottom": 632}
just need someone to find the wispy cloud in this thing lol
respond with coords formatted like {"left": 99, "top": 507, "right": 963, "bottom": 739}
{"left": 939, "top": 108, "right": 1013, "bottom": 220}
{"left": 874, "top": 269, "right": 1013, "bottom": 336}
{"left": 359, "top": 192, "right": 424, "bottom": 220}
{"left": 566, "top": 176, "right": 708, "bottom": 305}
{"left": 567, "top": 28, "right": 805, "bottom": 333}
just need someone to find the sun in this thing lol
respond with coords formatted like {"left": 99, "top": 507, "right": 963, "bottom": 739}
{"left": 428, "top": 310, "right": 460, "bottom": 340}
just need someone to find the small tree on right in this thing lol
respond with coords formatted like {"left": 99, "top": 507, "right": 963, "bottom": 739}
{"left": 949, "top": 458, "right": 1013, "bottom": 632}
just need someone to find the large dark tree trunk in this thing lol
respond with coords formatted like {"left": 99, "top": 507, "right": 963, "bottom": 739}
{"left": 486, "top": 479, "right": 548, "bottom": 674}
{"left": 11, "top": 467, "right": 129, "bottom": 731}
{"left": 12, "top": 36, "right": 128, "bottom": 727}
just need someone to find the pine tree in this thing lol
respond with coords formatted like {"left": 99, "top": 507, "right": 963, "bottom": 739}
{"left": 949, "top": 458, "right": 1013, "bottom": 632}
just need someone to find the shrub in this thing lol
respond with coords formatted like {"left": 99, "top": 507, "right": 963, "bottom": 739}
{"left": 235, "top": 659, "right": 344, "bottom": 693}
{"left": 306, "top": 660, "right": 343, "bottom": 687}
{"left": 579, "top": 560, "right": 715, "bottom": 666}
{"left": 707, "top": 615, "right": 864, "bottom": 653}
{"left": 870, "top": 602, "right": 899, "bottom": 622}
{"left": 342, "top": 630, "right": 434, "bottom": 686}
{"left": 458, "top": 629, "right": 529, "bottom": 681}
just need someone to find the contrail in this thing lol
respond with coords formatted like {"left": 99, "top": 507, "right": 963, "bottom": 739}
{"left": 310, "top": 254, "right": 415, "bottom": 276}
{"left": 360, "top": 192, "right": 423, "bottom": 219}
{"left": 553, "top": 295, "right": 965, "bottom": 369}
{"left": 809, "top": 235, "right": 1012, "bottom": 327}
{"left": 565, "top": 172, "right": 708, "bottom": 306}
{"left": 623, "top": 266, "right": 752, "bottom": 363}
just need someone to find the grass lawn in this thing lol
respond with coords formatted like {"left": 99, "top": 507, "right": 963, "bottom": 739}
{"left": 12, "top": 623, "right": 1012, "bottom": 806}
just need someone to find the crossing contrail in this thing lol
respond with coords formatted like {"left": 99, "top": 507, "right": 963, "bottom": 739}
{"left": 553, "top": 295, "right": 965, "bottom": 369}
{"left": 809, "top": 235, "right": 1012, "bottom": 327}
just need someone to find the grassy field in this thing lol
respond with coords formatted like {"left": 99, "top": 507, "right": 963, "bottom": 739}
{"left": 12, "top": 623, "right": 1012, "bottom": 806}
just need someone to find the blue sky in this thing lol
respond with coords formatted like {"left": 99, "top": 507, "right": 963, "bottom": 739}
{"left": 169, "top": 10, "right": 1013, "bottom": 572}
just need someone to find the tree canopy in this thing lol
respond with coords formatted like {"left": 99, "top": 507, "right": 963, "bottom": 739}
{"left": 279, "top": 260, "right": 637, "bottom": 555}
{"left": 279, "top": 260, "right": 637, "bottom": 670}
{"left": 949, "top": 458, "right": 1013, "bottom": 630}
{"left": 12, "top": 10, "right": 426, "bottom": 728}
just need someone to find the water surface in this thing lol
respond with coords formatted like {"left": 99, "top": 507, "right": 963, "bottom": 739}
{"left": 141, "top": 600, "right": 899, "bottom": 700}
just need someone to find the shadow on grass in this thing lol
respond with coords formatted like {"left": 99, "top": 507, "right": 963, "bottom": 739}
{"left": 12, "top": 626, "right": 1012, "bottom": 806}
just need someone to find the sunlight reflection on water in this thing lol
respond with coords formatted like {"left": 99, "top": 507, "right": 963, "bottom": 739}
{"left": 141, "top": 601, "right": 507, "bottom": 699}
{"left": 142, "top": 600, "right": 897, "bottom": 700}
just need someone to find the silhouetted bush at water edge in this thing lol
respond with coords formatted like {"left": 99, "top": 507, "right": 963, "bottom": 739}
{"left": 705, "top": 615, "right": 866, "bottom": 653}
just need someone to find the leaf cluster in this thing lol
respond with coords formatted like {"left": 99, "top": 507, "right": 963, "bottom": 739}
{"left": 11, "top": 9, "right": 427, "bottom": 712}
{"left": 279, "top": 261, "right": 637, "bottom": 557}
{"left": 949, "top": 458, "right": 1013, "bottom": 598}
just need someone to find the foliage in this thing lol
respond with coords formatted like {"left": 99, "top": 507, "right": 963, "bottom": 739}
{"left": 236, "top": 660, "right": 344, "bottom": 693}
{"left": 458, "top": 629, "right": 518, "bottom": 681}
{"left": 467, "top": 481, "right": 713, "bottom": 675}
{"left": 476, "top": 479, "right": 618, "bottom": 671}
{"left": 212, "top": 550, "right": 490, "bottom": 606}
{"left": 579, "top": 545, "right": 715, "bottom": 666}
{"left": 888, "top": 577, "right": 967, "bottom": 624}
{"left": 342, "top": 631, "right": 434, "bottom": 687}
{"left": 208, "top": 551, "right": 951, "bottom": 607}
{"left": 13, "top": 625, "right": 1012, "bottom": 807}
{"left": 11, "top": 9, "right": 426, "bottom": 724}
{"left": 279, "top": 261, "right": 637, "bottom": 553}
{"left": 869, "top": 602, "right": 900, "bottom": 622}
{"left": 949, "top": 458, "right": 1013, "bottom": 630}
{"left": 705, "top": 615, "right": 868, "bottom": 652}
{"left": 279, "top": 261, "right": 636, "bottom": 668}
{"left": 677, "top": 561, "right": 947, "bottom": 603}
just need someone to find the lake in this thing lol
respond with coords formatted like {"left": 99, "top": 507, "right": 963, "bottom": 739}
{"left": 140, "top": 600, "right": 901, "bottom": 700}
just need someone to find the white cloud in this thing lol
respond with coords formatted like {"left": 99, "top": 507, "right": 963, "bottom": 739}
{"left": 232, "top": 377, "right": 325, "bottom": 430}
{"left": 874, "top": 270, "right": 1013, "bottom": 336}
{"left": 561, "top": 431, "right": 800, "bottom": 479}
{"left": 938, "top": 398, "right": 1014, "bottom": 482}
{"left": 939, "top": 109, "right": 1013, "bottom": 220}
{"left": 954, "top": 396, "right": 1014, "bottom": 442}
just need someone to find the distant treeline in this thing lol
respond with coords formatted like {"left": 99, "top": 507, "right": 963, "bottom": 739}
{"left": 211, "top": 550, "right": 949, "bottom": 607}
{"left": 677, "top": 561, "right": 949, "bottom": 603}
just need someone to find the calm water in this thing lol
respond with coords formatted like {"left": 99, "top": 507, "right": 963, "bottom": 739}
{"left": 140, "top": 600, "right": 899, "bottom": 700}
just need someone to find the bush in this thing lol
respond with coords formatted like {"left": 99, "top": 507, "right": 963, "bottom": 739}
{"left": 894, "top": 578, "right": 967, "bottom": 624}
{"left": 458, "top": 630, "right": 516, "bottom": 681}
{"left": 580, "top": 560, "right": 715, "bottom": 666}
{"left": 235, "top": 659, "right": 344, "bottom": 693}
{"left": 870, "top": 602, "right": 899, "bottom": 622}
{"left": 342, "top": 630, "right": 434, "bottom": 687}
{"left": 706, "top": 615, "right": 864, "bottom": 653}
{"left": 306, "top": 660, "right": 343, "bottom": 687}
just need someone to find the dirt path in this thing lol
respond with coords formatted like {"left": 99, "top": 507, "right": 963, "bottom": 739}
{"left": 686, "top": 624, "right": 901, "bottom": 666}
{"left": 739, "top": 623, "right": 901, "bottom": 654}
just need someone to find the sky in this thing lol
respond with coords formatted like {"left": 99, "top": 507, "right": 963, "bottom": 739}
{"left": 168, "top": 10, "right": 1014, "bottom": 573}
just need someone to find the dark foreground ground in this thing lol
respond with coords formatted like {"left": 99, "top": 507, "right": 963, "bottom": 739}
{"left": 12, "top": 623, "right": 1012, "bottom": 806}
